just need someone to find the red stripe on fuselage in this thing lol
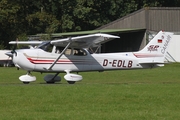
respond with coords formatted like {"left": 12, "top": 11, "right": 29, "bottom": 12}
{"left": 133, "top": 53, "right": 163, "bottom": 58}
{"left": 27, "top": 57, "right": 86, "bottom": 64}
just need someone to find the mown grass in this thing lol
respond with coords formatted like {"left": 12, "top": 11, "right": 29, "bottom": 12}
{"left": 0, "top": 63, "right": 180, "bottom": 120}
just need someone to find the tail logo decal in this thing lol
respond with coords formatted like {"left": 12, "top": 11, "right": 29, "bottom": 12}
{"left": 148, "top": 45, "right": 159, "bottom": 52}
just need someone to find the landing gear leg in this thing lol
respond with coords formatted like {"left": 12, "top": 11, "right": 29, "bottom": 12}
{"left": 23, "top": 72, "right": 31, "bottom": 84}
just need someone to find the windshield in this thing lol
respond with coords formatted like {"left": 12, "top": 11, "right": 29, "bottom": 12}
{"left": 37, "top": 41, "right": 53, "bottom": 52}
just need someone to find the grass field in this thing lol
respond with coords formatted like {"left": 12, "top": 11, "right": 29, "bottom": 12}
{"left": 0, "top": 63, "right": 180, "bottom": 120}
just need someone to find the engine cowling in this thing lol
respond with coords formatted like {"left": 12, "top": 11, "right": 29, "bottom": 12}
{"left": 64, "top": 73, "right": 82, "bottom": 81}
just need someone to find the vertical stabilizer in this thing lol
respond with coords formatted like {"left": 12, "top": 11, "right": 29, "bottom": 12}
{"left": 134, "top": 31, "right": 174, "bottom": 63}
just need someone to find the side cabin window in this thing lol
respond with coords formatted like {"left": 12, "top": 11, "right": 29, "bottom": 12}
{"left": 73, "top": 48, "right": 87, "bottom": 56}
{"left": 38, "top": 42, "right": 89, "bottom": 56}
{"left": 55, "top": 46, "right": 72, "bottom": 55}
{"left": 55, "top": 47, "right": 87, "bottom": 56}
{"left": 65, "top": 48, "right": 72, "bottom": 55}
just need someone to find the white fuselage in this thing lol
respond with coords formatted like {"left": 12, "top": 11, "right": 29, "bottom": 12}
{"left": 12, "top": 48, "right": 154, "bottom": 73}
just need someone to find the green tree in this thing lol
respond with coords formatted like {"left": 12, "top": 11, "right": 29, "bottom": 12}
{"left": 0, "top": 0, "right": 180, "bottom": 49}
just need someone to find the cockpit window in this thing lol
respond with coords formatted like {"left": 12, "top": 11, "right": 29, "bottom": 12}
{"left": 73, "top": 48, "right": 87, "bottom": 56}
{"left": 55, "top": 47, "right": 87, "bottom": 56}
{"left": 55, "top": 46, "right": 72, "bottom": 55}
{"left": 37, "top": 41, "right": 53, "bottom": 52}
{"left": 65, "top": 48, "right": 72, "bottom": 55}
{"left": 38, "top": 42, "right": 88, "bottom": 55}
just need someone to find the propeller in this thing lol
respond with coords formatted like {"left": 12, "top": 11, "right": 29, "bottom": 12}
{"left": 6, "top": 38, "right": 18, "bottom": 58}
{"left": 11, "top": 38, "right": 18, "bottom": 56}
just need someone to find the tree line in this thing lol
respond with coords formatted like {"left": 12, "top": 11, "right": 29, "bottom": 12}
{"left": 0, "top": 0, "right": 179, "bottom": 49}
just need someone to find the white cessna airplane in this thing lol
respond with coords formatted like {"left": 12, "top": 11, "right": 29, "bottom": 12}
{"left": 6, "top": 31, "right": 173, "bottom": 84}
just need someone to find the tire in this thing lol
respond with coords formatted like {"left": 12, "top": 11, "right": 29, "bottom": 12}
{"left": 67, "top": 81, "right": 76, "bottom": 84}
{"left": 23, "top": 82, "right": 30, "bottom": 84}
{"left": 46, "top": 81, "right": 55, "bottom": 84}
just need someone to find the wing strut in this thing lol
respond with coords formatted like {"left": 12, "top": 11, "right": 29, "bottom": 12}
{"left": 46, "top": 39, "right": 72, "bottom": 70}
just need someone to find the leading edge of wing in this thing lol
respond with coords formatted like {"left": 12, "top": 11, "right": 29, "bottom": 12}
{"left": 9, "top": 41, "right": 43, "bottom": 45}
{"left": 50, "top": 33, "right": 120, "bottom": 46}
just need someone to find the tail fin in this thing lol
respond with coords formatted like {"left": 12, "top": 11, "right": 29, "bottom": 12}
{"left": 134, "top": 31, "right": 174, "bottom": 63}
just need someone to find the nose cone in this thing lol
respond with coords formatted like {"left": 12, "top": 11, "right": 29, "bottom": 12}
{"left": 11, "top": 50, "right": 35, "bottom": 71}
{"left": 5, "top": 52, "right": 13, "bottom": 57}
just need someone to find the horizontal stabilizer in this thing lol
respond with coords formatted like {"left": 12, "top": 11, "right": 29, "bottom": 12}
{"left": 139, "top": 62, "right": 165, "bottom": 64}
{"left": 139, "top": 62, "right": 165, "bottom": 67}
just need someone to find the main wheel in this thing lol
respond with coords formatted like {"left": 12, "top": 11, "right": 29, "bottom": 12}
{"left": 46, "top": 81, "right": 55, "bottom": 84}
{"left": 67, "top": 81, "right": 76, "bottom": 84}
{"left": 23, "top": 82, "right": 30, "bottom": 84}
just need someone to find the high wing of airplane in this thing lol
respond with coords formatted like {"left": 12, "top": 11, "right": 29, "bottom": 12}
{"left": 6, "top": 31, "right": 173, "bottom": 84}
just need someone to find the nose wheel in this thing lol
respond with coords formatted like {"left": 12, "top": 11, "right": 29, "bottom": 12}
{"left": 23, "top": 82, "right": 30, "bottom": 84}
{"left": 67, "top": 81, "right": 76, "bottom": 84}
